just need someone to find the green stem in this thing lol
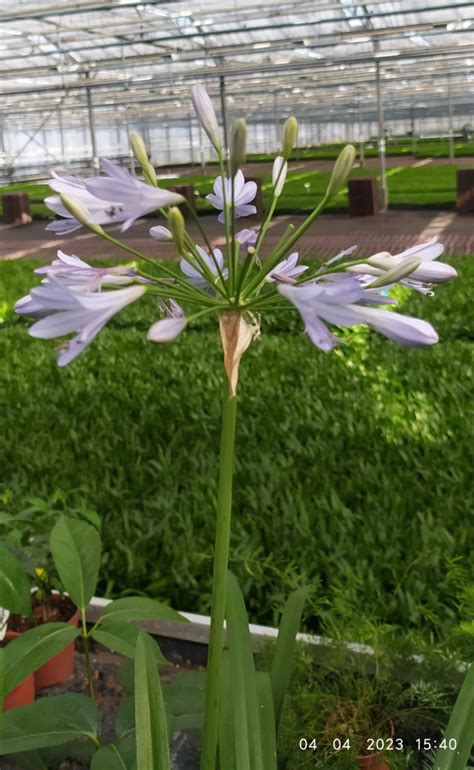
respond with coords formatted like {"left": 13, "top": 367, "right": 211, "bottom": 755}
{"left": 200, "top": 378, "right": 238, "bottom": 770}
{"left": 81, "top": 608, "right": 95, "bottom": 703}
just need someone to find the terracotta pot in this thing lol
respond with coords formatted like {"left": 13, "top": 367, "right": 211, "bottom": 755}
{"left": 2, "top": 630, "right": 35, "bottom": 712}
{"left": 34, "top": 607, "right": 80, "bottom": 688}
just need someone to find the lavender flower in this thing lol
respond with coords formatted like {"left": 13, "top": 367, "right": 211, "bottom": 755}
{"left": 84, "top": 160, "right": 184, "bottom": 230}
{"left": 45, "top": 172, "right": 127, "bottom": 234}
{"left": 347, "top": 237, "right": 457, "bottom": 294}
{"left": 236, "top": 229, "right": 258, "bottom": 248}
{"left": 34, "top": 251, "right": 137, "bottom": 292}
{"left": 149, "top": 225, "right": 173, "bottom": 241}
{"left": 266, "top": 252, "right": 309, "bottom": 283}
{"left": 180, "top": 246, "right": 226, "bottom": 289}
{"left": 272, "top": 156, "right": 288, "bottom": 197}
{"left": 206, "top": 171, "right": 257, "bottom": 224}
{"left": 16, "top": 278, "right": 145, "bottom": 366}
{"left": 279, "top": 278, "right": 438, "bottom": 351}
{"left": 148, "top": 300, "right": 187, "bottom": 343}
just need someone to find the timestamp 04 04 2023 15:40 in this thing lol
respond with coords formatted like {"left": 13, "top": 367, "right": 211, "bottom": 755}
{"left": 298, "top": 737, "right": 459, "bottom": 753}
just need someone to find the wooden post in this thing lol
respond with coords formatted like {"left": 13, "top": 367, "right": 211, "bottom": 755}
{"left": 456, "top": 169, "right": 474, "bottom": 213}
{"left": 169, "top": 184, "right": 196, "bottom": 218}
{"left": 348, "top": 178, "right": 380, "bottom": 216}
{"left": 2, "top": 193, "right": 31, "bottom": 224}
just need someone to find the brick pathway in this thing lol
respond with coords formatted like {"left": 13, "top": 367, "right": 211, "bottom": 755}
{"left": 0, "top": 209, "right": 472, "bottom": 263}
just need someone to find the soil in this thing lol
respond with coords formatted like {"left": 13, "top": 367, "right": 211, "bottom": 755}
{"left": 8, "top": 593, "right": 77, "bottom": 632}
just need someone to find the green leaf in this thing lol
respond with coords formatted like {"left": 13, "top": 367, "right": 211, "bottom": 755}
{"left": 226, "top": 571, "right": 263, "bottom": 770}
{"left": 50, "top": 516, "right": 101, "bottom": 610}
{"left": 256, "top": 673, "right": 277, "bottom": 770}
{"left": 270, "top": 586, "right": 306, "bottom": 732}
{"left": 91, "top": 745, "right": 128, "bottom": 770}
{"left": 0, "top": 648, "right": 5, "bottom": 715}
{"left": 218, "top": 652, "right": 235, "bottom": 770}
{"left": 164, "top": 670, "right": 206, "bottom": 716}
{"left": 433, "top": 662, "right": 474, "bottom": 770}
{"left": 0, "top": 544, "right": 32, "bottom": 616}
{"left": 0, "top": 694, "right": 100, "bottom": 754}
{"left": 91, "top": 622, "right": 167, "bottom": 663}
{"left": 100, "top": 597, "right": 186, "bottom": 625}
{"left": 4, "top": 622, "right": 80, "bottom": 694}
{"left": 116, "top": 697, "right": 135, "bottom": 738}
{"left": 134, "top": 631, "right": 171, "bottom": 770}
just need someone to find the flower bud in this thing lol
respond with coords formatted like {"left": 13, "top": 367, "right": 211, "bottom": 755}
{"left": 281, "top": 116, "right": 298, "bottom": 159}
{"left": 130, "top": 132, "right": 156, "bottom": 185}
{"left": 167, "top": 206, "right": 185, "bottom": 253}
{"left": 230, "top": 119, "right": 247, "bottom": 177}
{"left": 326, "top": 145, "right": 356, "bottom": 198}
{"left": 60, "top": 194, "right": 103, "bottom": 234}
{"left": 368, "top": 256, "right": 422, "bottom": 289}
{"left": 191, "top": 84, "right": 222, "bottom": 152}
{"left": 272, "top": 156, "right": 288, "bottom": 197}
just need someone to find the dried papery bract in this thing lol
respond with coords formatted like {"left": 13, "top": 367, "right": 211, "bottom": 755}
{"left": 219, "top": 312, "right": 259, "bottom": 398}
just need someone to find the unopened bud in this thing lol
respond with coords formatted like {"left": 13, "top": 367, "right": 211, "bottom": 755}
{"left": 282, "top": 116, "right": 298, "bottom": 159}
{"left": 167, "top": 206, "right": 185, "bottom": 253}
{"left": 130, "top": 132, "right": 156, "bottom": 185}
{"left": 369, "top": 257, "right": 422, "bottom": 288}
{"left": 326, "top": 145, "right": 356, "bottom": 197}
{"left": 60, "top": 194, "right": 103, "bottom": 234}
{"left": 191, "top": 84, "right": 222, "bottom": 152}
{"left": 230, "top": 119, "right": 247, "bottom": 176}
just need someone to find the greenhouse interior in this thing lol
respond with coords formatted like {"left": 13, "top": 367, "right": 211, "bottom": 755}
{"left": 0, "top": 1, "right": 473, "bottom": 769}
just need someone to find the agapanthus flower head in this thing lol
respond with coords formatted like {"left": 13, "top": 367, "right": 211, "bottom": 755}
{"left": 266, "top": 253, "right": 309, "bottom": 284}
{"left": 206, "top": 171, "right": 257, "bottom": 224}
{"left": 45, "top": 172, "right": 126, "bottom": 234}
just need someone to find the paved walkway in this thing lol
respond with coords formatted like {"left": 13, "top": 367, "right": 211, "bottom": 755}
{"left": 0, "top": 209, "right": 472, "bottom": 262}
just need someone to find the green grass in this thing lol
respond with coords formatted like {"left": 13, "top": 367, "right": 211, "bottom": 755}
{"left": 0, "top": 162, "right": 464, "bottom": 221}
{"left": 0, "top": 256, "right": 472, "bottom": 644}
{"left": 247, "top": 138, "right": 474, "bottom": 162}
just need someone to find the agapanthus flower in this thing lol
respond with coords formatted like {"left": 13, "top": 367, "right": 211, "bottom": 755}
{"left": 149, "top": 225, "right": 173, "bottom": 241}
{"left": 236, "top": 229, "right": 258, "bottom": 248}
{"left": 279, "top": 278, "right": 438, "bottom": 351}
{"left": 346, "top": 237, "right": 457, "bottom": 294}
{"left": 206, "top": 170, "right": 257, "bottom": 223}
{"left": 34, "top": 251, "right": 137, "bottom": 292}
{"left": 148, "top": 299, "right": 187, "bottom": 343}
{"left": 267, "top": 252, "right": 309, "bottom": 283}
{"left": 180, "top": 246, "right": 227, "bottom": 289}
{"left": 16, "top": 278, "right": 145, "bottom": 366}
{"left": 84, "top": 160, "right": 184, "bottom": 231}
{"left": 45, "top": 172, "right": 127, "bottom": 234}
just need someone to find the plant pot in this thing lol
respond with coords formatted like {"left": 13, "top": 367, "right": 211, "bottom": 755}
{"left": 2, "top": 630, "right": 35, "bottom": 712}
{"left": 34, "top": 605, "right": 81, "bottom": 688}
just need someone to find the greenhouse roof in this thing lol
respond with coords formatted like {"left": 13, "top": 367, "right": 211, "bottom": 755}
{"left": 1, "top": 0, "right": 473, "bottom": 128}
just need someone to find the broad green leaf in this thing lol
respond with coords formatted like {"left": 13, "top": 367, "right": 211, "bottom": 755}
{"left": 270, "top": 586, "right": 306, "bottom": 732}
{"left": 218, "top": 652, "right": 236, "bottom": 770}
{"left": 134, "top": 631, "right": 171, "bottom": 770}
{"left": 91, "top": 745, "right": 128, "bottom": 770}
{"left": 226, "top": 571, "right": 262, "bottom": 770}
{"left": 100, "top": 597, "right": 186, "bottom": 625}
{"left": 433, "top": 662, "right": 474, "bottom": 770}
{"left": 0, "top": 694, "right": 100, "bottom": 754}
{"left": 0, "top": 544, "right": 32, "bottom": 616}
{"left": 50, "top": 516, "right": 101, "bottom": 610}
{"left": 164, "top": 670, "right": 206, "bottom": 716}
{"left": 256, "top": 673, "right": 277, "bottom": 770}
{"left": 91, "top": 622, "right": 167, "bottom": 663}
{"left": 116, "top": 697, "right": 135, "bottom": 738}
{"left": 4, "top": 622, "right": 80, "bottom": 694}
{"left": 7, "top": 752, "right": 47, "bottom": 770}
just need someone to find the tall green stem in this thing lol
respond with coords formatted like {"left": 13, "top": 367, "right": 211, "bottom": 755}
{"left": 81, "top": 608, "right": 95, "bottom": 703}
{"left": 201, "top": 378, "right": 238, "bottom": 770}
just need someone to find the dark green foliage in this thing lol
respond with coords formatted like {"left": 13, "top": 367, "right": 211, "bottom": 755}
{"left": 0, "top": 257, "right": 472, "bottom": 642}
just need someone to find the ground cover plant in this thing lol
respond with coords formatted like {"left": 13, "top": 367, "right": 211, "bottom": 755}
{"left": 0, "top": 162, "right": 461, "bottom": 220}
{"left": 0, "top": 254, "right": 472, "bottom": 643}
